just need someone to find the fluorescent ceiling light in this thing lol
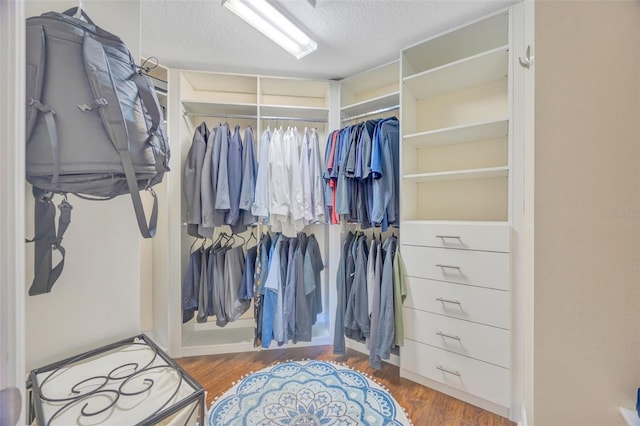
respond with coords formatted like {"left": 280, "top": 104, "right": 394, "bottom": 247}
{"left": 222, "top": 0, "right": 317, "bottom": 59}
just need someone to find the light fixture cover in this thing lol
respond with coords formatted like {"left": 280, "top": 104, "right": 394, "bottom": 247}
{"left": 222, "top": 0, "right": 317, "bottom": 59}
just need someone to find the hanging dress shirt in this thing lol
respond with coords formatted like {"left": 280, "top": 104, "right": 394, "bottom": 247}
{"left": 239, "top": 126, "right": 258, "bottom": 227}
{"left": 308, "top": 128, "right": 326, "bottom": 224}
{"left": 252, "top": 128, "right": 271, "bottom": 219}
{"left": 211, "top": 123, "right": 231, "bottom": 226}
{"left": 225, "top": 125, "right": 245, "bottom": 234}
{"left": 300, "top": 129, "right": 314, "bottom": 224}
{"left": 183, "top": 122, "right": 208, "bottom": 237}
{"left": 199, "top": 127, "right": 216, "bottom": 238}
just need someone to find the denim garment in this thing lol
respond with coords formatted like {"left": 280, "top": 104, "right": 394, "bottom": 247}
{"left": 345, "top": 235, "right": 369, "bottom": 339}
{"left": 374, "top": 236, "right": 397, "bottom": 368}
{"left": 196, "top": 246, "right": 211, "bottom": 323}
{"left": 181, "top": 249, "right": 201, "bottom": 323}
{"left": 253, "top": 233, "right": 272, "bottom": 347}
{"left": 371, "top": 118, "right": 399, "bottom": 230}
{"left": 240, "top": 245, "right": 257, "bottom": 300}
{"left": 368, "top": 237, "right": 383, "bottom": 369}
{"left": 333, "top": 232, "right": 355, "bottom": 354}
{"left": 261, "top": 234, "right": 282, "bottom": 348}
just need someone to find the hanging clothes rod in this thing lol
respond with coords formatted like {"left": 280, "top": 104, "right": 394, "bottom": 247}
{"left": 182, "top": 111, "right": 328, "bottom": 123}
{"left": 341, "top": 104, "right": 400, "bottom": 123}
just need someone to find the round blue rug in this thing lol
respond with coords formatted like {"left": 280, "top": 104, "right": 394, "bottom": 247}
{"left": 208, "top": 360, "right": 412, "bottom": 425}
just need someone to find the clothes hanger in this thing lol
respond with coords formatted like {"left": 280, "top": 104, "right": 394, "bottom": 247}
{"left": 246, "top": 230, "right": 257, "bottom": 249}
{"left": 236, "top": 232, "right": 246, "bottom": 247}
{"left": 190, "top": 238, "right": 200, "bottom": 253}
{"left": 211, "top": 231, "right": 222, "bottom": 247}
{"left": 74, "top": 0, "right": 84, "bottom": 19}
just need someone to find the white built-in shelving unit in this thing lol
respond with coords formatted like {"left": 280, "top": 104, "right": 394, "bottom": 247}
{"left": 160, "top": 69, "right": 337, "bottom": 357}
{"left": 398, "top": 6, "right": 523, "bottom": 419}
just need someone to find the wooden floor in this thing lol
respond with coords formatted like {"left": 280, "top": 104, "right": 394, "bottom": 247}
{"left": 176, "top": 345, "right": 515, "bottom": 426}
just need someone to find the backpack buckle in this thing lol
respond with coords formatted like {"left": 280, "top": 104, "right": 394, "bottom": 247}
{"left": 77, "top": 98, "right": 108, "bottom": 112}
{"left": 27, "top": 98, "right": 55, "bottom": 114}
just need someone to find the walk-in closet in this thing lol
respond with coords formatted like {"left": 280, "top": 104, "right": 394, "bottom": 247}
{"left": 6, "top": 1, "right": 640, "bottom": 426}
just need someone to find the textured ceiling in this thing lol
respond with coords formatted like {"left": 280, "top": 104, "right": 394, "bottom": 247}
{"left": 141, "top": 0, "right": 517, "bottom": 80}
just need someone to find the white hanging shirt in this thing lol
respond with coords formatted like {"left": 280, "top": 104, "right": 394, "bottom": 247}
{"left": 252, "top": 128, "right": 271, "bottom": 219}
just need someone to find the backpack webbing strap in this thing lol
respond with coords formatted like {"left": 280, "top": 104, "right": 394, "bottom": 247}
{"left": 131, "top": 72, "right": 168, "bottom": 173}
{"left": 82, "top": 34, "right": 157, "bottom": 238}
{"left": 131, "top": 72, "right": 162, "bottom": 134}
{"left": 27, "top": 191, "right": 72, "bottom": 295}
{"left": 28, "top": 99, "right": 60, "bottom": 187}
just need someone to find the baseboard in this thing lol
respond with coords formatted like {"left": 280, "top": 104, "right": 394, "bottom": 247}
{"left": 400, "top": 368, "right": 510, "bottom": 419}
{"left": 518, "top": 404, "right": 527, "bottom": 426}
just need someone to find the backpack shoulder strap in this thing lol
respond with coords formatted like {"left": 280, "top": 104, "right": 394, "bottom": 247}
{"left": 132, "top": 71, "right": 169, "bottom": 173}
{"left": 82, "top": 34, "right": 157, "bottom": 238}
{"left": 25, "top": 23, "right": 61, "bottom": 187}
{"left": 27, "top": 191, "right": 72, "bottom": 295}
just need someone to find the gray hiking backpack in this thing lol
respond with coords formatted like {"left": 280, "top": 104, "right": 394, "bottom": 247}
{"left": 25, "top": 8, "right": 170, "bottom": 295}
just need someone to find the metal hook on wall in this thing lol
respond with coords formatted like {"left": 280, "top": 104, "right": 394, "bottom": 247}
{"left": 519, "top": 45, "right": 532, "bottom": 69}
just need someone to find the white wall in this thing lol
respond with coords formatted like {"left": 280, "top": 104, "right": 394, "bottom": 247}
{"left": 24, "top": 0, "right": 148, "bottom": 370}
{"left": 534, "top": 2, "right": 640, "bottom": 425}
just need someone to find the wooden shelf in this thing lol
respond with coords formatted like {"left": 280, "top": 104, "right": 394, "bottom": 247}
{"left": 402, "top": 12, "right": 507, "bottom": 76}
{"left": 404, "top": 119, "right": 509, "bottom": 148}
{"left": 342, "top": 60, "right": 399, "bottom": 95}
{"left": 260, "top": 104, "right": 329, "bottom": 121}
{"left": 182, "top": 100, "right": 257, "bottom": 117}
{"left": 341, "top": 92, "right": 400, "bottom": 118}
{"left": 403, "top": 166, "right": 509, "bottom": 182}
{"left": 403, "top": 46, "right": 508, "bottom": 99}
{"left": 191, "top": 318, "right": 254, "bottom": 331}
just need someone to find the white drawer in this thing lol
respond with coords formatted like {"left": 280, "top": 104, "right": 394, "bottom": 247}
{"left": 401, "top": 222, "right": 510, "bottom": 253}
{"left": 404, "top": 308, "right": 510, "bottom": 368}
{"left": 404, "top": 276, "right": 510, "bottom": 329}
{"left": 401, "top": 339, "right": 510, "bottom": 407}
{"left": 401, "top": 245, "right": 510, "bottom": 291}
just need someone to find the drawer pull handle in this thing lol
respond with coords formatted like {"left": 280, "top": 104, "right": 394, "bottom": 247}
{"left": 436, "top": 297, "right": 462, "bottom": 305}
{"left": 436, "top": 264, "right": 461, "bottom": 271}
{"left": 436, "top": 331, "right": 461, "bottom": 341}
{"left": 436, "top": 365, "right": 461, "bottom": 377}
{"left": 436, "top": 235, "right": 462, "bottom": 240}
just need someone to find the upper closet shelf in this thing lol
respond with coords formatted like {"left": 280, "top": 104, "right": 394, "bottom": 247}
{"left": 260, "top": 104, "right": 329, "bottom": 121}
{"left": 182, "top": 100, "right": 257, "bottom": 117}
{"left": 404, "top": 118, "right": 508, "bottom": 148}
{"left": 341, "top": 92, "right": 400, "bottom": 118}
{"left": 403, "top": 166, "right": 509, "bottom": 183}
{"left": 403, "top": 45, "right": 508, "bottom": 100}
